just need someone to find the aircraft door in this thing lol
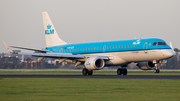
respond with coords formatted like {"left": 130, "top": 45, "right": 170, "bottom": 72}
{"left": 59, "top": 48, "right": 63, "bottom": 53}
{"left": 143, "top": 42, "right": 148, "bottom": 54}
{"left": 103, "top": 45, "right": 106, "bottom": 52}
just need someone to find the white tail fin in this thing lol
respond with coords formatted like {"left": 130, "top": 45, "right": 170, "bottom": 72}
{"left": 42, "top": 12, "right": 67, "bottom": 47}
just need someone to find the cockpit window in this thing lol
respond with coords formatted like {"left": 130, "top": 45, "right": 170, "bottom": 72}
{"left": 152, "top": 42, "right": 167, "bottom": 46}
{"left": 158, "top": 42, "right": 166, "bottom": 46}
{"left": 152, "top": 42, "right": 157, "bottom": 46}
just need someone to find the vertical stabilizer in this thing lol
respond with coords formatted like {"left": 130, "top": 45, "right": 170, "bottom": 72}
{"left": 42, "top": 12, "right": 67, "bottom": 47}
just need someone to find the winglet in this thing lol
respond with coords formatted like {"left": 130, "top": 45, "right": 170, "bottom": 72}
{"left": 3, "top": 41, "right": 14, "bottom": 53}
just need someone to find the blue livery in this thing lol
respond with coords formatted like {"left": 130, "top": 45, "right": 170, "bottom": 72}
{"left": 45, "top": 38, "right": 171, "bottom": 54}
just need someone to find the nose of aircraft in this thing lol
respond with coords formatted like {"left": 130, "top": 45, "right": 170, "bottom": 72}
{"left": 161, "top": 49, "right": 175, "bottom": 58}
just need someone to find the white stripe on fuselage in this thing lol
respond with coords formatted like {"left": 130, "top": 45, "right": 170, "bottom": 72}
{"left": 82, "top": 49, "right": 173, "bottom": 66}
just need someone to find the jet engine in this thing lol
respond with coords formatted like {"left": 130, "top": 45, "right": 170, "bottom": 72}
{"left": 137, "top": 61, "right": 155, "bottom": 70}
{"left": 84, "top": 58, "right": 105, "bottom": 70}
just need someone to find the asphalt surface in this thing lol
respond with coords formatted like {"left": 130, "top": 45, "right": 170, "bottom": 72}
{"left": 0, "top": 75, "right": 180, "bottom": 79}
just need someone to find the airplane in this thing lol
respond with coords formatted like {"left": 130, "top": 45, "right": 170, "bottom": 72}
{"left": 3, "top": 12, "right": 175, "bottom": 75}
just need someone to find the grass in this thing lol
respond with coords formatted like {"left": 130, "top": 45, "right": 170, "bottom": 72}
{"left": 0, "top": 78, "right": 180, "bottom": 101}
{"left": 0, "top": 69, "right": 180, "bottom": 75}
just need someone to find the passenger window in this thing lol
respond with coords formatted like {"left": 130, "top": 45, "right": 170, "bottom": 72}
{"left": 94, "top": 47, "right": 96, "bottom": 50}
{"left": 119, "top": 46, "right": 121, "bottom": 48}
{"left": 78, "top": 49, "right": 80, "bottom": 51}
{"left": 103, "top": 46, "right": 105, "bottom": 49}
{"left": 83, "top": 48, "right": 85, "bottom": 50}
{"left": 110, "top": 46, "right": 112, "bottom": 49}
{"left": 86, "top": 48, "right": 87, "bottom": 50}
{"left": 131, "top": 45, "right": 133, "bottom": 47}
{"left": 128, "top": 45, "right": 130, "bottom": 48}
{"left": 134, "top": 45, "right": 136, "bottom": 47}
{"left": 88, "top": 48, "right": 90, "bottom": 50}
{"left": 97, "top": 47, "right": 99, "bottom": 49}
{"left": 107, "top": 46, "right": 109, "bottom": 49}
{"left": 116, "top": 46, "right": 118, "bottom": 48}
{"left": 73, "top": 49, "right": 74, "bottom": 51}
{"left": 81, "top": 48, "right": 82, "bottom": 51}
{"left": 125, "top": 45, "right": 127, "bottom": 48}
{"left": 152, "top": 42, "right": 157, "bottom": 46}
{"left": 91, "top": 48, "right": 93, "bottom": 50}
{"left": 113, "top": 46, "right": 115, "bottom": 48}
{"left": 75, "top": 49, "right": 77, "bottom": 51}
{"left": 100, "top": 47, "right": 102, "bottom": 49}
{"left": 122, "top": 46, "right": 124, "bottom": 48}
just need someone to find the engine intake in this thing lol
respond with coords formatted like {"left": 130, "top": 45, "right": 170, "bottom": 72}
{"left": 137, "top": 61, "right": 155, "bottom": 70}
{"left": 84, "top": 58, "right": 105, "bottom": 70}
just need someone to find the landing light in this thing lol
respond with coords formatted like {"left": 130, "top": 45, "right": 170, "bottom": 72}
{"left": 108, "top": 57, "right": 114, "bottom": 60}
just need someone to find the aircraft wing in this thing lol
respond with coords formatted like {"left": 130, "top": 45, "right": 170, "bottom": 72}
{"left": 3, "top": 41, "right": 109, "bottom": 60}
{"left": 10, "top": 46, "right": 50, "bottom": 53}
{"left": 17, "top": 52, "right": 85, "bottom": 59}
{"left": 17, "top": 52, "right": 109, "bottom": 60}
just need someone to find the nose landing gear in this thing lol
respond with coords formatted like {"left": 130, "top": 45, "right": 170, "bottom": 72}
{"left": 154, "top": 63, "right": 160, "bottom": 73}
{"left": 154, "top": 69, "right": 160, "bottom": 73}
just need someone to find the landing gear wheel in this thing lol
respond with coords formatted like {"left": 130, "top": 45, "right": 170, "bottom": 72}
{"left": 82, "top": 68, "right": 88, "bottom": 75}
{"left": 154, "top": 69, "right": 160, "bottom": 73}
{"left": 117, "top": 68, "right": 127, "bottom": 75}
{"left": 156, "top": 69, "right": 160, "bottom": 73}
{"left": 123, "top": 69, "right": 127, "bottom": 75}
{"left": 117, "top": 68, "right": 122, "bottom": 75}
{"left": 88, "top": 70, "right": 93, "bottom": 75}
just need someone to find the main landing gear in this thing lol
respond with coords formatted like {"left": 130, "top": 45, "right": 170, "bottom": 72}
{"left": 82, "top": 68, "right": 93, "bottom": 75}
{"left": 117, "top": 68, "right": 127, "bottom": 75}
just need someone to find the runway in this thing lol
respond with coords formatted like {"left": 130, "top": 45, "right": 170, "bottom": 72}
{"left": 0, "top": 75, "right": 180, "bottom": 79}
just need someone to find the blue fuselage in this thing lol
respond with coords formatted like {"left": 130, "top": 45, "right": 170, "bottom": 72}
{"left": 45, "top": 38, "right": 171, "bottom": 54}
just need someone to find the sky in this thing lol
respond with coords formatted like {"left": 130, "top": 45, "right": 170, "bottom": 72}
{"left": 0, "top": 0, "right": 180, "bottom": 53}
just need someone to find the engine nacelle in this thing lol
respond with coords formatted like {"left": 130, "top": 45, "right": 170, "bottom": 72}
{"left": 137, "top": 61, "right": 155, "bottom": 70}
{"left": 84, "top": 58, "right": 105, "bottom": 70}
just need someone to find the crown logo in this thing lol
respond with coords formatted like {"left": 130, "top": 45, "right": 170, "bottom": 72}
{"left": 47, "top": 24, "right": 52, "bottom": 29}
